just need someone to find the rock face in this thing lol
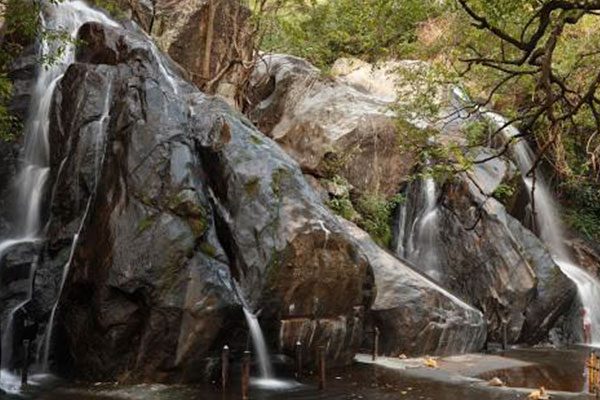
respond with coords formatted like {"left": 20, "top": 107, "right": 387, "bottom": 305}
{"left": 115, "top": 0, "right": 253, "bottom": 107}
{"left": 248, "top": 54, "right": 414, "bottom": 199}
{"left": 342, "top": 220, "right": 486, "bottom": 356}
{"left": 569, "top": 238, "right": 600, "bottom": 278}
{"left": 2, "top": 17, "right": 485, "bottom": 382}
{"left": 394, "top": 149, "right": 577, "bottom": 343}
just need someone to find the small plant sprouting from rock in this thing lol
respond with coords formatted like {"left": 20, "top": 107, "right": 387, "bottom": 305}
{"left": 137, "top": 215, "right": 155, "bottom": 234}
{"left": 250, "top": 134, "right": 263, "bottom": 145}
{"left": 492, "top": 183, "right": 516, "bottom": 205}
{"left": 199, "top": 242, "right": 217, "bottom": 258}
{"left": 245, "top": 177, "right": 261, "bottom": 198}
{"left": 271, "top": 168, "right": 290, "bottom": 198}
{"left": 323, "top": 175, "right": 405, "bottom": 247}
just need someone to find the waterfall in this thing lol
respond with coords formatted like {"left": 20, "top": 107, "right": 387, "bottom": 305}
{"left": 394, "top": 177, "right": 442, "bottom": 281}
{"left": 485, "top": 111, "right": 600, "bottom": 345}
{"left": 42, "top": 197, "right": 93, "bottom": 370}
{"left": 232, "top": 279, "right": 296, "bottom": 389}
{"left": 242, "top": 308, "right": 275, "bottom": 379}
{"left": 233, "top": 279, "right": 277, "bottom": 383}
{"left": 0, "top": 0, "right": 117, "bottom": 384}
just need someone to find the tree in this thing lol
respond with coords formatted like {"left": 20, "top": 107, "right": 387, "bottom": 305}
{"left": 0, "top": 0, "right": 71, "bottom": 140}
{"left": 260, "top": 0, "right": 446, "bottom": 68}
{"left": 455, "top": 0, "right": 600, "bottom": 181}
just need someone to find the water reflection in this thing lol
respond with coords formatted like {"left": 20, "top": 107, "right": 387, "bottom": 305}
{"left": 477, "top": 348, "right": 588, "bottom": 392}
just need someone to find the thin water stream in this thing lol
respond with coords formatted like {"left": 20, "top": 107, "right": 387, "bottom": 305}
{"left": 0, "top": 0, "right": 117, "bottom": 390}
{"left": 485, "top": 111, "right": 600, "bottom": 345}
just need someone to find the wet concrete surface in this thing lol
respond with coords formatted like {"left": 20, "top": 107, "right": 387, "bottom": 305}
{"left": 8, "top": 347, "right": 594, "bottom": 399}
{"left": 476, "top": 347, "right": 588, "bottom": 392}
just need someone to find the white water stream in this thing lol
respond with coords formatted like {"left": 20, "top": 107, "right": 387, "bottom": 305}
{"left": 486, "top": 111, "right": 600, "bottom": 345}
{"left": 237, "top": 291, "right": 295, "bottom": 389}
{"left": 395, "top": 177, "right": 442, "bottom": 281}
{"left": 0, "top": 0, "right": 117, "bottom": 389}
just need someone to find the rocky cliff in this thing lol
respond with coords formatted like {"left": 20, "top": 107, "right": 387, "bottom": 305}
{"left": 114, "top": 0, "right": 254, "bottom": 108}
{"left": 248, "top": 54, "right": 579, "bottom": 347}
{"left": 1, "top": 0, "right": 592, "bottom": 385}
{"left": 0, "top": 7, "right": 485, "bottom": 382}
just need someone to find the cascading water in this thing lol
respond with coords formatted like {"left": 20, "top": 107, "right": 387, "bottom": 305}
{"left": 394, "top": 174, "right": 447, "bottom": 284}
{"left": 241, "top": 306, "right": 298, "bottom": 389}
{"left": 231, "top": 279, "right": 296, "bottom": 389}
{"left": 395, "top": 177, "right": 442, "bottom": 281}
{"left": 236, "top": 299, "right": 294, "bottom": 389}
{"left": 485, "top": 111, "right": 600, "bottom": 345}
{"left": 242, "top": 308, "right": 275, "bottom": 380}
{"left": 0, "top": 0, "right": 117, "bottom": 387}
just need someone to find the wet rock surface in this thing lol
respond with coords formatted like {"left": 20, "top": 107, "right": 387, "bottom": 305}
{"left": 248, "top": 54, "right": 414, "bottom": 199}
{"left": 114, "top": 0, "right": 254, "bottom": 107}
{"left": 394, "top": 149, "right": 576, "bottom": 343}
{"left": 2, "top": 2, "right": 590, "bottom": 388}
{"left": 342, "top": 220, "right": 486, "bottom": 356}
{"left": 0, "top": 19, "right": 490, "bottom": 382}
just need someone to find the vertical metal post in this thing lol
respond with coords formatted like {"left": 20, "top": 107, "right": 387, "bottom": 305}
{"left": 594, "top": 353, "right": 600, "bottom": 396}
{"left": 589, "top": 352, "right": 596, "bottom": 394}
{"left": 317, "top": 345, "right": 326, "bottom": 390}
{"left": 295, "top": 341, "right": 302, "bottom": 379}
{"left": 242, "top": 350, "right": 251, "bottom": 400}
{"left": 221, "top": 345, "right": 230, "bottom": 390}
{"left": 21, "top": 340, "right": 29, "bottom": 388}
{"left": 372, "top": 327, "right": 380, "bottom": 361}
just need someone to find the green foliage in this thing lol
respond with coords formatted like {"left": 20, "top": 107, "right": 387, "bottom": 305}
{"left": 0, "top": 0, "right": 42, "bottom": 140}
{"left": 0, "top": 0, "right": 77, "bottom": 140}
{"left": 464, "top": 119, "right": 491, "bottom": 147}
{"left": 323, "top": 175, "right": 404, "bottom": 247}
{"left": 245, "top": 176, "right": 261, "bottom": 197}
{"left": 492, "top": 183, "right": 516, "bottom": 205}
{"left": 324, "top": 175, "right": 359, "bottom": 220}
{"left": 560, "top": 181, "right": 600, "bottom": 241}
{"left": 87, "top": 0, "right": 127, "bottom": 19}
{"left": 261, "top": 0, "right": 445, "bottom": 67}
{"left": 354, "top": 193, "right": 404, "bottom": 247}
{"left": 327, "top": 195, "right": 357, "bottom": 221}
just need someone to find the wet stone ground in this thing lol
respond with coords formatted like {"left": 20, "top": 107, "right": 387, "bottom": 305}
{"left": 476, "top": 348, "right": 588, "bottom": 392}
{"left": 9, "top": 347, "right": 594, "bottom": 399}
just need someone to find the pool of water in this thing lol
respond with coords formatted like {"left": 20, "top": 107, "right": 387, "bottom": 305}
{"left": 477, "top": 347, "right": 589, "bottom": 392}
{"left": 16, "top": 363, "right": 583, "bottom": 400}
{"left": 6, "top": 348, "right": 593, "bottom": 399}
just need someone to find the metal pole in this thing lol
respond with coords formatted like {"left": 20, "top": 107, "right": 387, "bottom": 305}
{"left": 372, "top": 327, "right": 380, "bottom": 361}
{"left": 21, "top": 340, "right": 29, "bottom": 388}
{"left": 317, "top": 345, "right": 326, "bottom": 390}
{"left": 242, "top": 350, "right": 251, "bottom": 400}
{"left": 295, "top": 341, "right": 302, "bottom": 379}
{"left": 221, "top": 345, "right": 230, "bottom": 390}
{"left": 594, "top": 353, "right": 600, "bottom": 395}
{"left": 589, "top": 352, "right": 596, "bottom": 394}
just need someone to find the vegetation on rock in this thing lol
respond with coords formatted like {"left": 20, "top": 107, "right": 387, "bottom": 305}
{"left": 256, "top": 0, "right": 600, "bottom": 243}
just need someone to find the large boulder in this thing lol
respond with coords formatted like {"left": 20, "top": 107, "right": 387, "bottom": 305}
{"left": 247, "top": 54, "right": 414, "bottom": 199}
{"left": 342, "top": 220, "right": 486, "bottom": 356}
{"left": 114, "top": 0, "right": 254, "bottom": 107}
{"left": 568, "top": 238, "right": 600, "bottom": 278}
{"left": 8, "top": 16, "right": 488, "bottom": 382}
{"left": 393, "top": 149, "right": 576, "bottom": 343}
